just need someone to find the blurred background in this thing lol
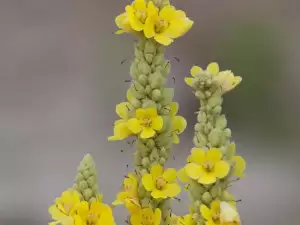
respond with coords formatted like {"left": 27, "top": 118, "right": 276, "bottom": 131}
{"left": 0, "top": 0, "right": 299, "bottom": 224}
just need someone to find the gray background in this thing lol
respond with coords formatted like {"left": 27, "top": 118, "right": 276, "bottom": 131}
{"left": 0, "top": 0, "right": 299, "bottom": 224}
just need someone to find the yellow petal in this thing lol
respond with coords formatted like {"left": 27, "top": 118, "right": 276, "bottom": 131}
{"left": 214, "top": 160, "right": 230, "bottom": 179}
{"left": 144, "top": 17, "right": 156, "bottom": 38}
{"left": 211, "top": 200, "right": 221, "bottom": 212}
{"left": 127, "top": 8, "right": 144, "bottom": 31}
{"left": 164, "top": 183, "right": 181, "bottom": 197}
{"left": 115, "top": 30, "right": 125, "bottom": 34}
{"left": 110, "top": 121, "right": 132, "bottom": 140}
{"left": 142, "top": 174, "right": 155, "bottom": 191}
{"left": 206, "top": 148, "right": 222, "bottom": 163}
{"left": 146, "top": 108, "right": 158, "bottom": 118}
{"left": 165, "top": 20, "right": 185, "bottom": 38}
{"left": 151, "top": 189, "right": 167, "bottom": 199}
{"left": 154, "top": 35, "right": 173, "bottom": 46}
{"left": 177, "top": 168, "right": 190, "bottom": 183}
{"left": 198, "top": 173, "right": 216, "bottom": 184}
{"left": 184, "top": 77, "right": 193, "bottom": 86}
{"left": 115, "top": 12, "right": 128, "bottom": 29}
{"left": 207, "top": 62, "right": 219, "bottom": 76}
{"left": 172, "top": 133, "right": 180, "bottom": 144}
{"left": 190, "top": 148, "right": 206, "bottom": 164}
{"left": 130, "top": 213, "right": 142, "bottom": 225}
{"left": 154, "top": 208, "right": 162, "bottom": 225}
{"left": 136, "top": 108, "right": 147, "bottom": 119}
{"left": 191, "top": 66, "right": 203, "bottom": 77}
{"left": 220, "top": 202, "right": 239, "bottom": 223}
{"left": 127, "top": 90, "right": 133, "bottom": 102}
{"left": 127, "top": 118, "right": 142, "bottom": 134}
{"left": 200, "top": 204, "right": 212, "bottom": 220}
{"left": 140, "top": 127, "right": 156, "bottom": 138}
{"left": 185, "top": 163, "right": 202, "bottom": 180}
{"left": 159, "top": 5, "right": 176, "bottom": 21}
{"left": 151, "top": 116, "right": 163, "bottom": 131}
{"left": 170, "top": 102, "right": 179, "bottom": 116}
{"left": 151, "top": 164, "right": 163, "bottom": 178}
{"left": 233, "top": 156, "right": 246, "bottom": 178}
{"left": 147, "top": 1, "right": 158, "bottom": 17}
{"left": 133, "top": 0, "right": 146, "bottom": 10}
{"left": 172, "top": 116, "right": 187, "bottom": 134}
{"left": 116, "top": 102, "right": 130, "bottom": 119}
{"left": 163, "top": 168, "right": 177, "bottom": 182}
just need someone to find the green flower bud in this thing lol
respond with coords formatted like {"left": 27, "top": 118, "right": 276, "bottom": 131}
{"left": 135, "top": 48, "right": 144, "bottom": 60}
{"left": 208, "top": 96, "right": 222, "bottom": 108}
{"left": 153, "top": 53, "right": 165, "bottom": 66}
{"left": 149, "top": 148, "right": 160, "bottom": 162}
{"left": 224, "top": 128, "right": 232, "bottom": 138}
{"left": 142, "top": 157, "right": 151, "bottom": 167}
{"left": 74, "top": 154, "right": 99, "bottom": 202}
{"left": 152, "top": 89, "right": 162, "bottom": 101}
{"left": 216, "top": 115, "right": 227, "bottom": 129}
{"left": 146, "top": 139, "right": 155, "bottom": 149}
{"left": 208, "top": 128, "right": 221, "bottom": 146}
{"left": 161, "top": 88, "right": 174, "bottom": 105}
{"left": 138, "top": 74, "right": 149, "bottom": 86}
{"left": 138, "top": 61, "right": 151, "bottom": 75}
{"left": 144, "top": 85, "right": 152, "bottom": 95}
{"left": 144, "top": 41, "right": 156, "bottom": 54}
{"left": 202, "top": 192, "right": 212, "bottom": 204}
{"left": 145, "top": 53, "right": 154, "bottom": 64}
{"left": 142, "top": 99, "right": 156, "bottom": 108}
{"left": 159, "top": 157, "right": 166, "bottom": 165}
{"left": 140, "top": 169, "right": 148, "bottom": 176}
{"left": 197, "top": 111, "right": 207, "bottom": 123}
{"left": 149, "top": 72, "right": 165, "bottom": 89}
{"left": 195, "top": 90, "right": 205, "bottom": 99}
{"left": 141, "top": 197, "right": 152, "bottom": 208}
{"left": 212, "top": 106, "right": 222, "bottom": 115}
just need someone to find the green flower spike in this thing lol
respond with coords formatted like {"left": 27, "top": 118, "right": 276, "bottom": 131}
{"left": 73, "top": 154, "right": 101, "bottom": 203}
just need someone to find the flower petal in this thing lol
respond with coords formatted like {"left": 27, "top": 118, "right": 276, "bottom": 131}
{"left": 211, "top": 200, "right": 221, "bottom": 212}
{"left": 159, "top": 5, "right": 176, "bottom": 21}
{"left": 170, "top": 102, "right": 179, "bottom": 116}
{"left": 151, "top": 164, "right": 163, "bottom": 178}
{"left": 129, "top": 14, "right": 144, "bottom": 32}
{"left": 147, "top": 108, "right": 158, "bottom": 118}
{"left": 191, "top": 66, "right": 203, "bottom": 77}
{"left": 154, "top": 208, "right": 162, "bottom": 225}
{"left": 151, "top": 189, "right": 167, "bottom": 199}
{"left": 190, "top": 148, "right": 206, "bottom": 164}
{"left": 207, "top": 62, "right": 219, "bottom": 76}
{"left": 154, "top": 35, "right": 173, "bottom": 46}
{"left": 184, "top": 77, "right": 193, "bottom": 86}
{"left": 185, "top": 163, "right": 202, "bottom": 180}
{"left": 172, "top": 133, "right": 180, "bottom": 144}
{"left": 127, "top": 118, "right": 142, "bottom": 134}
{"left": 164, "top": 183, "right": 181, "bottom": 197}
{"left": 214, "top": 160, "right": 230, "bottom": 179}
{"left": 151, "top": 116, "right": 163, "bottom": 131}
{"left": 198, "top": 173, "right": 216, "bottom": 185}
{"left": 233, "top": 156, "right": 246, "bottom": 178}
{"left": 140, "top": 127, "right": 156, "bottom": 138}
{"left": 142, "top": 174, "right": 155, "bottom": 191}
{"left": 130, "top": 213, "right": 142, "bottom": 225}
{"left": 177, "top": 168, "right": 190, "bottom": 183}
{"left": 163, "top": 168, "right": 177, "bottom": 182}
{"left": 144, "top": 16, "right": 156, "bottom": 38}
{"left": 116, "top": 102, "right": 130, "bottom": 119}
{"left": 206, "top": 148, "right": 222, "bottom": 163}
{"left": 133, "top": 0, "right": 146, "bottom": 10}
{"left": 172, "top": 116, "right": 187, "bottom": 134}
{"left": 200, "top": 204, "right": 212, "bottom": 220}
{"left": 136, "top": 108, "right": 147, "bottom": 119}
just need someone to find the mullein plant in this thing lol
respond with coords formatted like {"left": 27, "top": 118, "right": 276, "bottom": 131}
{"left": 48, "top": 1, "right": 247, "bottom": 225}
{"left": 178, "top": 63, "right": 246, "bottom": 225}
{"left": 110, "top": 0, "right": 193, "bottom": 225}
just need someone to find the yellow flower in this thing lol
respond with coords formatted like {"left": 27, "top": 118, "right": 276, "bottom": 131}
{"left": 214, "top": 70, "right": 242, "bottom": 93}
{"left": 49, "top": 189, "right": 81, "bottom": 225}
{"left": 112, "top": 173, "right": 141, "bottom": 213}
{"left": 142, "top": 164, "right": 181, "bottom": 199}
{"left": 128, "top": 108, "right": 163, "bottom": 139}
{"left": 184, "top": 148, "right": 230, "bottom": 185}
{"left": 170, "top": 102, "right": 187, "bottom": 144}
{"left": 200, "top": 200, "right": 241, "bottom": 225}
{"left": 227, "top": 143, "right": 246, "bottom": 178}
{"left": 177, "top": 214, "right": 196, "bottom": 225}
{"left": 76, "top": 199, "right": 116, "bottom": 225}
{"left": 185, "top": 63, "right": 242, "bottom": 93}
{"left": 130, "top": 207, "right": 161, "bottom": 225}
{"left": 115, "top": 12, "right": 131, "bottom": 34}
{"left": 108, "top": 102, "right": 133, "bottom": 141}
{"left": 126, "top": 0, "right": 149, "bottom": 32}
{"left": 144, "top": 3, "right": 193, "bottom": 46}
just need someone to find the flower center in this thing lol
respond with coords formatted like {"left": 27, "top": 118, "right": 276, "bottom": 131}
{"left": 141, "top": 213, "right": 154, "bottom": 225}
{"left": 136, "top": 10, "right": 147, "bottom": 23}
{"left": 156, "top": 177, "right": 167, "bottom": 190}
{"left": 142, "top": 118, "right": 152, "bottom": 127}
{"left": 202, "top": 161, "right": 214, "bottom": 172}
{"left": 155, "top": 18, "right": 168, "bottom": 33}
{"left": 63, "top": 203, "right": 72, "bottom": 214}
{"left": 212, "top": 213, "right": 220, "bottom": 224}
